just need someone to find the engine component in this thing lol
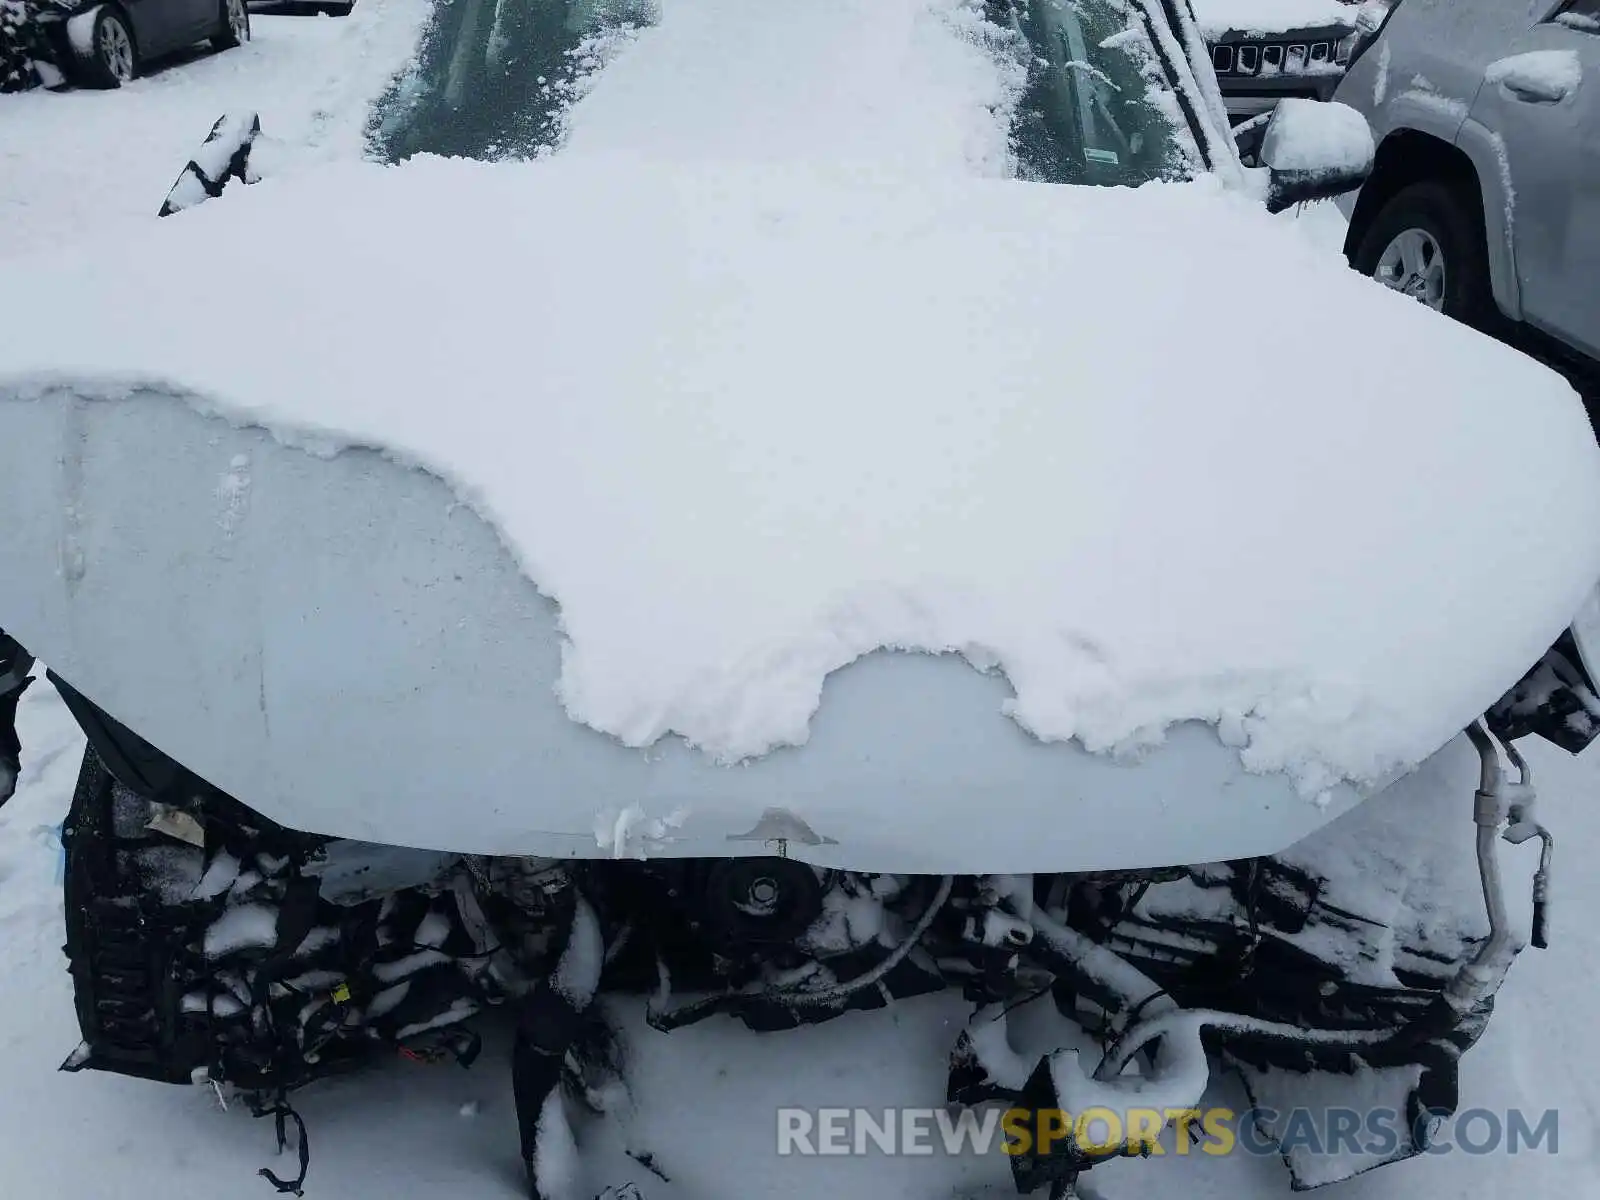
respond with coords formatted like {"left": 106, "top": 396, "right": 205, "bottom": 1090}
{"left": 47, "top": 675, "right": 1552, "bottom": 1199}
{"left": 1488, "top": 629, "right": 1600, "bottom": 754}
{"left": 696, "top": 858, "right": 826, "bottom": 949}
{"left": 516, "top": 893, "right": 603, "bottom": 1200}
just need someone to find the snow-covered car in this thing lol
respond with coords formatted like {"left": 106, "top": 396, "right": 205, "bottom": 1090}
{"left": 7, "top": 0, "right": 248, "bottom": 89}
{"left": 1, "top": 1, "right": 1599, "bottom": 1198}
{"left": 1197, "top": 0, "right": 1393, "bottom": 123}
{"left": 1334, "top": 0, "right": 1600, "bottom": 410}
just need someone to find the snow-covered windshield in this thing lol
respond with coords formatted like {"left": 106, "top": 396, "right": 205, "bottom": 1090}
{"left": 368, "top": 0, "right": 1199, "bottom": 187}
{"left": 998, "top": 0, "right": 1191, "bottom": 185}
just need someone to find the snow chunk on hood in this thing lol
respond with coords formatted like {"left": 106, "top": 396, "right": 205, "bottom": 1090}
{"left": 2, "top": 155, "right": 1599, "bottom": 799}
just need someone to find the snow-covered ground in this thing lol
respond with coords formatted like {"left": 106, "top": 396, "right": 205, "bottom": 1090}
{"left": 0, "top": 0, "right": 428, "bottom": 257}
{"left": 3, "top": 5, "right": 1600, "bottom": 1200}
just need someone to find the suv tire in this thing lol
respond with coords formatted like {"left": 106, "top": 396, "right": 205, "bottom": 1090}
{"left": 1352, "top": 181, "right": 1501, "bottom": 333}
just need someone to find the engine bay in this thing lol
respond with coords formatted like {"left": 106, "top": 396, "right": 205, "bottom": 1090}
{"left": 55, "top": 714, "right": 1529, "bottom": 1199}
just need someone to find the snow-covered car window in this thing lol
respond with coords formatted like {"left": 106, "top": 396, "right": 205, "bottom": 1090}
{"left": 369, "top": 0, "right": 654, "bottom": 163}
{"left": 998, "top": 0, "right": 1190, "bottom": 185}
{"left": 368, "top": 0, "right": 1198, "bottom": 186}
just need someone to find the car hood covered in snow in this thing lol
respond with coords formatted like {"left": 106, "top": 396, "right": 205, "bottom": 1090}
{"left": 1, "top": 155, "right": 1599, "bottom": 871}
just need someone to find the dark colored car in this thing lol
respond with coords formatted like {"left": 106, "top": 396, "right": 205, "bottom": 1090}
{"left": 32, "top": 0, "right": 249, "bottom": 88}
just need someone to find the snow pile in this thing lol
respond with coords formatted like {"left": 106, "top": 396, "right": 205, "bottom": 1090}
{"left": 2, "top": 155, "right": 1599, "bottom": 800}
{"left": 1485, "top": 49, "right": 1583, "bottom": 99}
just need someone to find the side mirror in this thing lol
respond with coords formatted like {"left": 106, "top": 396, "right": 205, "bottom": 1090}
{"left": 1257, "top": 99, "right": 1375, "bottom": 214}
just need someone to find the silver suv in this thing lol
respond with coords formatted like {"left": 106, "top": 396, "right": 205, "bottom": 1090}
{"left": 1335, "top": 0, "right": 1600, "bottom": 400}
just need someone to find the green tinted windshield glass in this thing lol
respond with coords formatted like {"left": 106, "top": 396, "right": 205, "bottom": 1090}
{"left": 995, "top": 0, "right": 1189, "bottom": 186}
{"left": 369, "top": 0, "right": 1194, "bottom": 185}
{"left": 368, "top": 0, "right": 650, "bottom": 163}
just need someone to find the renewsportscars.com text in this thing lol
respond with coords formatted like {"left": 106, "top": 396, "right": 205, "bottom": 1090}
{"left": 775, "top": 1105, "right": 1560, "bottom": 1159}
